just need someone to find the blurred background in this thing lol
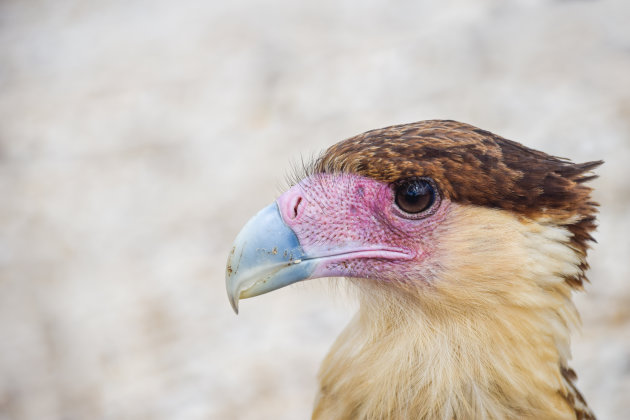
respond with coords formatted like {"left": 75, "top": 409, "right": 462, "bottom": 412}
{"left": 1, "top": 0, "right": 629, "bottom": 419}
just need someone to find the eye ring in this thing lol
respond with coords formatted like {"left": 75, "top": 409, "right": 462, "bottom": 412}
{"left": 392, "top": 177, "right": 440, "bottom": 218}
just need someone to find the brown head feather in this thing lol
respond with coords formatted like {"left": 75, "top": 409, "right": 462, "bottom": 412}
{"left": 315, "top": 120, "right": 602, "bottom": 289}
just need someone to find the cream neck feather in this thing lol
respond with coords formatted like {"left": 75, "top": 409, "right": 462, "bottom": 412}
{"left": 313, "top": 205, "right": 585, "bottom": 420}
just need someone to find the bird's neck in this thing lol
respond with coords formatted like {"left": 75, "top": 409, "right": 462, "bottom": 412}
{"left": 315, "top": 295, "right": 578, "bottom": 420}
{"left": 314, "top": 207, "right": 586, "bottom": 419}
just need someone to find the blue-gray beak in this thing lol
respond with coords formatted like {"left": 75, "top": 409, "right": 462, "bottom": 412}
{"left": 225, "top": 203, "right": 317, "bottom": 313}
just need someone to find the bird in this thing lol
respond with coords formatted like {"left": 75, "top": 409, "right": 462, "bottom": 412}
{"left": 225, "top": 120, "right": 601, "bottom": 420}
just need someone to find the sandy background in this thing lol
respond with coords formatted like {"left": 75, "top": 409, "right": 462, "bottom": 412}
{"left": 1, "top": 0, "right": 629, "bottom": 419}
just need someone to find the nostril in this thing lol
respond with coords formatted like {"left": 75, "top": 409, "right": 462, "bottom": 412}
{"left": 279, "top": 188, "right": 306, "bottom": 222}
{"left": 292, "top": 196, "right": 302, "bottom": 219}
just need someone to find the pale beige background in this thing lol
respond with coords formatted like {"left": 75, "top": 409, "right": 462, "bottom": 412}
{"left": 1, "top": 1, "right": 629, "bottom": 419}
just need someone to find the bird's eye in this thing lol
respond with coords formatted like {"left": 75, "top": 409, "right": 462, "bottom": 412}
{"left": 394, "top": 177, "right": 437, "bottom": 215}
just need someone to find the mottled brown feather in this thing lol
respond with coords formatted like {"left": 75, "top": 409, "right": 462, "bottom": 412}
{"left": 315, "top": 119, "right": 602, "bottom": 290}
{"left": 562, "top": 367, "right": 596, "bottom": 420}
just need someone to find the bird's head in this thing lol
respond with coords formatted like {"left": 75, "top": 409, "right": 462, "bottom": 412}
{"left": 226, "top": 120, "right": 601, "bottom": 317}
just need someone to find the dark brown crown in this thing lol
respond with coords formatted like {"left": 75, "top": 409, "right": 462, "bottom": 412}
{"left": 315, "top": 120, "right": 602, "bottom": 288}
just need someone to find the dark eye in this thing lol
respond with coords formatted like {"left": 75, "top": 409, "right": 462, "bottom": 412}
{"left": 394, "top": 178, "right": 436, "bottom": 214}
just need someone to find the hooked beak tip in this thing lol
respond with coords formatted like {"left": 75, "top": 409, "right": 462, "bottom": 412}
{"left": 229, "top": 292, "right": 240, "bottom": 314}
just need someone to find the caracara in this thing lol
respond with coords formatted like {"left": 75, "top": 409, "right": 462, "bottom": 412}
{"left": 226, "top": 120, "right": 601, "bottom": 420}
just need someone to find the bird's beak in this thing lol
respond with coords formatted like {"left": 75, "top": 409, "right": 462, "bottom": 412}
{"left": 225, "top": 203, "right": 317, "bottom": 314}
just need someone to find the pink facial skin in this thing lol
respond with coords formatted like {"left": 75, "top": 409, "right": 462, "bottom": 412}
{"left": 276, "top": 173, "right": 451, "bottom": 285}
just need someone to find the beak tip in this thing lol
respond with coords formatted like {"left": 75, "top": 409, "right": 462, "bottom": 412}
{"left": 228, "top": 291, "right": 240, "bottom": 314}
